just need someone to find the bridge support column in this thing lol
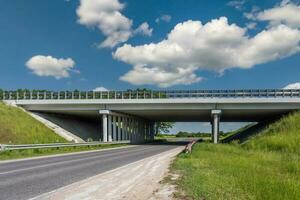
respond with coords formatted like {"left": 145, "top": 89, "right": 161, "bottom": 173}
{"left": 123, "top": 117, "right": 127, "bottom": 140}
{"left": 112, "top": 115, "right": 117, "bottom": 141}
{"left": 108, "top": 115, "right": 112, "bottom": 142}
{"left": 117, "top": 116, "right": 122, "bottom": 141}
{"left": 211, "top": 110, "right": 222, "bottom": 144}
{"left": 99, "top": 110, "right": 110, "bottom": 142}
{"left": 150, "top": 122, "right": 155, "bottom": 141}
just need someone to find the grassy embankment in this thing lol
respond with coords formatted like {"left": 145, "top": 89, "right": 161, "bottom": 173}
{"left": 0, "top": 102, "right": 66, "bottom": 144}
{"left": 0, "top": 102, "right": 128, "bottom": 160}
{"left": 171, "top": 112, "right": 300, "bottom": 200}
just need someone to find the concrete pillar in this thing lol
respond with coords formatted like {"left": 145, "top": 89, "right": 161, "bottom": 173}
{"left": 150, "top": 122, "right": 155, "bottom": 141}
{"left": 127, "top": 118, "right": 130, "bottom": 140}
{"left": 112, "top": 115, "right": 117, "bottom": 141}
{"left": 211, "top": 110, "right": 222, "bottom": 144}
{"left": 127, "top": 118, "right": 131, "bottom": 141}
{"left": 134, "top": 119, "right": 138, "bottom": 143}
{"left": 108, "top": 115, "right": 112, "bottom": 142}
{"left": 143, "top": 122, "right": 147, "bottom": 142}
{"left": 99, "top": 110, "right": 111, "bottom": 142}
{"left": 123, "top": 117, "right": 127, "bottom": 140}
{"left": 102, "top": 114, "right": 108, "bottom": 142}
{"left": 148, "top": 123, "right": 151, "bottom": 140}
{"left": 117, "top": 116, "right": 122, "bottom": 141}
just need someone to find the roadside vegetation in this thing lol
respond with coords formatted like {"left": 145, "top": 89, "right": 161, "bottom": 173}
{"left": 0, "top": 143, "right": 128, "bottom": 161}
{"left": 0, "top": 102, "right": 66, "bottom": 144}
{"left": 156, "top": 131, "right": 228, "bottom": 141}
{"left": 171, "top": 112, "right": 300, "bottom": 200}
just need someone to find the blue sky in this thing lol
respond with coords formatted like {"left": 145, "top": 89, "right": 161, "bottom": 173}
{"left": 1, "top": 0, "right": 300, "bottom": 132}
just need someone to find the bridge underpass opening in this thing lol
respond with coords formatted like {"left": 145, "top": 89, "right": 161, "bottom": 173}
{"left": 18, "top": 106, "right": 295, "bottom": 144}
{"left": 169, "top": 121, "right": 251, "bottom": 141}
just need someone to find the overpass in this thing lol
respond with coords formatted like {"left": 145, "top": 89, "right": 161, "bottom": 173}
{"left": 2, "top": 89, "right": 300, "bottom": 143}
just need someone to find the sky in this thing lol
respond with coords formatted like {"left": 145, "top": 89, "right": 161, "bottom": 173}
{"left": 1, "top": 0, "right": 300, "bottom": 133}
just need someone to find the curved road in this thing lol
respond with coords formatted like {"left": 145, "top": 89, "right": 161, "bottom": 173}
{"left": 0, "top": 144, "right": 183, "bottom": 200}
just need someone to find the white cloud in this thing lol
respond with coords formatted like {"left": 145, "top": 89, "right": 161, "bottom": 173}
{"left": 246, "top": 22, "right": 257, "bottom": 29}
{"left": 93, "top": 87, "right": 109, "bottom": 91}
{"left": 134, "top": 22, "right": 153, "bottom": 36}
{"left": 114, "top": 17, "right": 300, "bottom": 87}
{"left": 250, "top": 0, "right": 300, "bottom": 28}
{"left": 120, "top": 65, "right": 201, "bottom": 88}
{"left": 76, "top": 0, "right": 133, "bottom": 48}
{"left": 155, "top": 15, "right": 172, "bottom": 23}
{"left": 26, "top": 55, "right": 76, "bottom": 79}
{"left": 284, "top": 82, "right": 300, "bottom": 89}
{"left": 227, "top": 0, "right": 246, "bottom": 10}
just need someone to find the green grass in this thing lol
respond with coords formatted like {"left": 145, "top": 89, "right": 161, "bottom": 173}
{"left": 0, "top": 143, "right": 128, "bottom": 160}
{"left": 0, "top": 102, "right": 66, "bottom": 144}
{"left": 171, "top": 112, "right": 300, "bottom": 200}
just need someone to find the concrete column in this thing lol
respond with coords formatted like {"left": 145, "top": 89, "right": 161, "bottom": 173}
{"left": 150, "top": 122, "right": 155, "bottom": 141}
{"left": 102, "top": 115, "right": 108, "bottom": 143}
{"left": 123, "top": 117, "right": 127, "bottom": 140}
{"left": 99, "top": 110, "right": 110, "bottom": 142}
{"left": 148, "top": 123, "right": 151, "bottom": 140}
{"left": 134, "top": 119, "right": 137, "bottom": 143}
{"left": 127, "top": 118, "right": 131, "bottom": 141}
{"left": 143, "top": 122, "right": 147, "bottom": 142}
{"left": 117, "top": 116, "right": 122, "bottom": 141}
{"left": 126, "top": 118, "right": 130, "bottom": 140}
{"left": 211, "top": 110, "right": 222, "bottom": 144}
{"left": 112, "top": 115, "right": 117, "bottom": 141}
{"left": 108, "top": 115, "right": 112, "bottom": 142}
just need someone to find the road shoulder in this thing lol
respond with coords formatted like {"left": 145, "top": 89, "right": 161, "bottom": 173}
{"left": 32, "top": 146, "right": 184, "bottom": 200}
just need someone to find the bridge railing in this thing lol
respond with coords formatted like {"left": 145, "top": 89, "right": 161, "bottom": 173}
{"left": 1, "top": 89, "right": 300, "bottom": 100}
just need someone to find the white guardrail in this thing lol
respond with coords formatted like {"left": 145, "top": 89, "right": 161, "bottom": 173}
{"left": 0, "top": 141, "right": 130, "bottom": 151}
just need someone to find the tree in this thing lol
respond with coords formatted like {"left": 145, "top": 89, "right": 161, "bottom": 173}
{"left": 155, "top": 122, "right": 175, "bottom": 135}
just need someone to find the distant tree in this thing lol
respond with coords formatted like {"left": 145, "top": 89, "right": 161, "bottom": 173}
{"left": 155, "top": 122, "right": 175, "bottom": 135}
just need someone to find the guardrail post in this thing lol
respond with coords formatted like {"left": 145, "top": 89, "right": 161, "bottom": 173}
{"left": 0, "top": 144, "right": 5, "bottom": 151}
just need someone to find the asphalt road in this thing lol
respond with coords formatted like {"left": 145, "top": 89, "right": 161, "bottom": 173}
{"left": 0, "top": 144, "right": 183, "bottom": 200}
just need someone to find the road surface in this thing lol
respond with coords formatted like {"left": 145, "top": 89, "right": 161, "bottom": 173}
{"left": 0, "top": 144, "right": 183, "bottom": 200}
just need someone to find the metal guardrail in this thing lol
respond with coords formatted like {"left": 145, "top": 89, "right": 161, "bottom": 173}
{"left": 0, "top": 141, "right": 130, "bottom": 151}
{"left": 0, "top": 89, "right": 300, "bottom": 100}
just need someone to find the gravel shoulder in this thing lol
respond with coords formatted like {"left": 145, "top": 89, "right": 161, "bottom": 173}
{"left": 32, "top": 146, "right": 184, "bottom": 200}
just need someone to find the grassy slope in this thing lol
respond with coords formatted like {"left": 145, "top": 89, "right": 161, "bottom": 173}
{"left": 172, "top": 112, "right": 300, "bottom": 200}
{"left": 0, "top": 102, "right": 66, "bottom": 144}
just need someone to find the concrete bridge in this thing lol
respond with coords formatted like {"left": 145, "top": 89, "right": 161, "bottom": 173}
{"left": 2, "top": 89, "right": 300, "bottom": 143}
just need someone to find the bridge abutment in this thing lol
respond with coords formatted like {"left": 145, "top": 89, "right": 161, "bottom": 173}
{"left": 211, "top": 110, "right": 222, "bottom": 144}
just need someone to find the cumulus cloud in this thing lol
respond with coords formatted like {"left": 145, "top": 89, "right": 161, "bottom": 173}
{"left": 93, "top": 87, "right": 109, "bottom": 91}
{"left": 120, "top": 65, "right": 201, "bottom": 88}
{"left": 77, "top": 0, "right": 153, "bottom": 48}
{"left": 155, "top": 15, "right": 172, "bottom": 23}
{"left": 227, "top": 0, "right": 246, "bottom": 11}
{"left": 246, "top": 22, "right": 257, "bottom": 29}
{"left": 284, "top": 82, "right": 300, "bottom": 89}
{"left": 114, "top": 17, "right": 300, "bottom": 87}
{"left": 76, "top": 0, "right": 133, "bottom": 48}
{"left": 248, "top": 0, "right": 300, "bottom": 28}
{"left": 26, "top": 55, "right": 76, "bottom": 79}
{"left": 134, "top": 22, "right": 153, "bottom": 36}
